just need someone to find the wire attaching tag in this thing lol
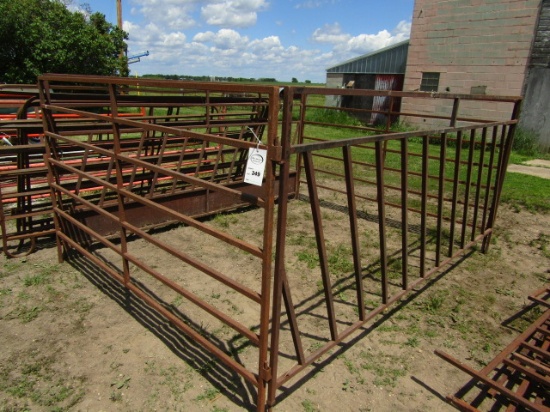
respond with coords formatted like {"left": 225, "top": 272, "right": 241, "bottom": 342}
{"left": 244, "top": 127, "right": 267, "bottom": 186}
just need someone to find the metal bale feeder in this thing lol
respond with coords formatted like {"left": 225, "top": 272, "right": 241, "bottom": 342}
{"left": 0, "top": 85, "right": 53, "bottom": 257}
{"left": 36, "top": 74, "right": 521, "bottom": 411}
{"left": 0, "top": 83, "right": 149, "bottom": 256}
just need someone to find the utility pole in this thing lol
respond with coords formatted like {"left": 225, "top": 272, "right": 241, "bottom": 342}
{"left": 116, "top": 0, "right": 125, "bottom": 70}
{"left": 117, "top": 0, "right": 122, "bottom": 30}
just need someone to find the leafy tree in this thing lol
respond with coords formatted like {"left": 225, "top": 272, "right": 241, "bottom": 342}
{"left": 0, "top": 0, "right": 129, "bottom": 84}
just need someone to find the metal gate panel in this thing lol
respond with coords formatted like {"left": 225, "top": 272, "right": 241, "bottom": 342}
{"left": 29, "top": 75, "right": 525, "bottom": 410}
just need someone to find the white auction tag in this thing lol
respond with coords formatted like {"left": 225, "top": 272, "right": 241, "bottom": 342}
{"left": 244, "top": 147, "right": 267, "bottom": 186}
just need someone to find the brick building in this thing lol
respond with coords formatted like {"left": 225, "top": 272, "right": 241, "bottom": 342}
{"left": 401, "top": 0, "right": 549, "bottom": 147}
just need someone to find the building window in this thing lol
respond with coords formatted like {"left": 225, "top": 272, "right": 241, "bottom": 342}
{"left": 420, "top": 72, "right": 440, "bottom": 92}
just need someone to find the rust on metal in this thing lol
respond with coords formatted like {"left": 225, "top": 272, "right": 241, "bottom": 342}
{"left": 436, "top": 287, "right": 550, "bottom": 412}
{"left": 0, "top": 74, "right": 525, "bottom": 411}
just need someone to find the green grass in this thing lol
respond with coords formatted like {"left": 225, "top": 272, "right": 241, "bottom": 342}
{"left": 1, "top": 260, "right": 23, "bottom": 279}
{"left": 296, "top": 250, "right": 318, "bottom": 269}
{"left": 327, "top": 244, "right": 354, "bottom": 274}
{"left": 511, "top": 128, "right": 550, "bottom": 158}
{"left": 421, "top": 291, "right": 448, "bottom": 314}
{"left": 212, "top": 213, "right": 239, "bottom": 228}
{"left": 302, "top": 399, "right": 318, "bottom": 412}
{"left": 195, "top": 387, "right": 219, "bottom": 401}
{"left": 292, "top": 99, "right": 550, "bottom": 214}
{"left": 23, "top": 273, "right": 50, "bottom": 287}
{"left": 0, "top": 357, "right": 85, "bottom": 409}
{"left": 404, "top": 337, "right": 420, "bottom": 348}
{"left": 359, "top": 351, "right": 407, "bottom": 388}
{"left": 16, "top": 305, "right": 42, "bottom": 323}
{"left": 500, "top": 173, "right": 550, "bottom": 213}
{"left": 530, "top": 233, "right": 550, "bottom": 258}
{"left": 303, "top": 120, "right": 550, "bottom": 213}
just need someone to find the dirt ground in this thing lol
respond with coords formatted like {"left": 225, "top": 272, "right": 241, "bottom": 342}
{"left": 0, "top": 201, "right": 549, "bottom": 412}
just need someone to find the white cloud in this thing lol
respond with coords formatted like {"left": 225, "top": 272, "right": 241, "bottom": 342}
{"left": 126, "top": 22, "right": 162, "bottom": 44}
{"left": 193, "top": 31, "right": 216, "bottom": 43}
{"left": 201, "top": 0, "right": 269, "bottom": 28}
{"left": 248, "top": 36, "right": 283, "bottom": 53}
{"left": 123, "top": 1, "right": 411, "bottom": 82}
{"left": 294, "top": 0, "right": 340, "bottom": 9}
{"left": 346, "top": 31, "right": 395, "bottom": 54}
{"left": 311, "top": 23, "right": 350, "bottom": 44}
{"left": 162, "top": 32, "right": 187, "bottom": 46}
{"left": 122, "top": 20, "right": 140, "bottom": 35}
{"left": 131, "top": 0, "right": 201, "bottom": 29}
{"left": 313, "top": 20, "right": 411, "bottom": 56}
{"left": 193, "top": 29, "right": 249, "bottom": 50}
{"left": 174, "top": 29, "right": 323, "bottom": 79}
{"left": 393, "top": 20, "right": 412, "bottom": 40}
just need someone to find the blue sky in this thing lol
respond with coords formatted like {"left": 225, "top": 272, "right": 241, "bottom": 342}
{"left": 84, "top": 0, "right": 414, "bottom": 82}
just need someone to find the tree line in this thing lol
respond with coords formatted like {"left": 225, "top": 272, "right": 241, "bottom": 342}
{"left": 0, "top": 0, "right": 127, "bottom": 84}
{"left": 142, "top": 74, "right": 313, "bottom": 84}
{"left": 142, "top": 74, "right": 281, "bottom": 83}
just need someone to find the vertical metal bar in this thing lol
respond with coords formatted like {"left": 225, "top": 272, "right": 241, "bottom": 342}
{"left": 435, "top": 132, "right": 447, "bottom": 266}
{"left": 74, "top": 134, "right": 93, "bottom": 196}
{"left": 224, "top": 127, "right": 244, "bottom": 184}
{"left": 400, "top": 138, "right": 409, "bottom": 289}
{"left": 483, "top": 100, "right": 522, "bottom": 252}
{"left": 268, "top": 86, "right": 305, "bottom": 408}
{"left": 460, "top": 129, "right": 476, "bottom": 249}
{"left": 294, "top": 91, "right": 308, "bottom": 197}
{"left": 38, "top": 79, "right": 55, "bottom": 135}
{"left": 480, "top": 126, "right": 498, "bottom": 237}
{"left": 450, "top": 98, "right": 460, "bottom": 127}
{"left": 448, "top": 131, "right": 463, "bottom": 257}
{"left": 343, "top": 145, "right": 365, "bottom": 320}
{"left": 471, "top": 127, "right": 487, "bottom": 241}
{"left": 208, "top": 142, "right": 224, "bottom": 184}
{"left": 483, "top": 125, "right": 508, "bottom": 251}
{"left": 15, "top": 101, "right": 33, "bottom": 243}
{"left": 374, "top": 141, "right": 389, "bottom": 303}
{"left": 38, "top": 79, "right": 65, "bottom": 263}
{"left": 47, "top": 152, "right": 66, "bottom": 264}
{"left": 192, "top": 140, "right": 208, "bottom": 181}
{"left": 108, "top": 83, "right": 131, "bottom": 286}
{"left": 205, "top": 90, "right": 211, "bottom": 128}
{"left": 98, "top": 157, "right": 116, "bottom": 208}
{"left": 0, "top": 189, "right": 9, "bottom": 257}
{"left": 147, "top": 132, "right": 169, "bottom": 198}
{"left": 420, "top": 135, "right": 429, "bottom": 277}
{"left": 303, "top": 151, "right": 339, "bottom": 340}
{"left": 128, "top": 128, "right": 148, "bottom": 194}
{"left": 484, "top": 122, "right": 518, "bottom": 253}
{"left": 281, "top": 278, "right": 305, "bottom": 363}
{"left": 385, "top": 96, "right": 393, "bottom": 132}
{"left": 256, "top": 88, "right": 279, "bottom": 412}
{"left": 171, "top": 136, "right": 190, "bottom": 194}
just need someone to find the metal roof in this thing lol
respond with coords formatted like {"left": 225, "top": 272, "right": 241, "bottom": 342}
{"left": 326, "top": 40, "right": 409, "bottom": 74}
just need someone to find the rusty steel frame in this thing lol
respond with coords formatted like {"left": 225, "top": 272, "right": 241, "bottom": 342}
{"left": 435, "top": 286, "right": 550, "bottom": 412}
{"left": 0, "top": 86, "right": 53, "bottom": 257}
{"left": 266, "top": 86, "right": 521, "bottom": 407}
{"left": 33, "top": 74, "right": 524, "bottom": 411}
{"left": 1, "top": 83, "right": 289, "bottom": 256}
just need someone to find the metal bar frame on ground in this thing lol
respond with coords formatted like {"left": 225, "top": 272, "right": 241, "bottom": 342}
{"left": 435, "top": 285, "right": 549, "bottom": 411}
{"left": 34, "top": 74, "right": 523, "bottom": 411}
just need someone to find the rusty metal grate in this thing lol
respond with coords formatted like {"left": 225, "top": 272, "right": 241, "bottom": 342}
{"left": 435, "top": 286, "right": 550, "bottom": 412}
{"left": 2, "top": 74, "right": 525, "bottom": 411}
